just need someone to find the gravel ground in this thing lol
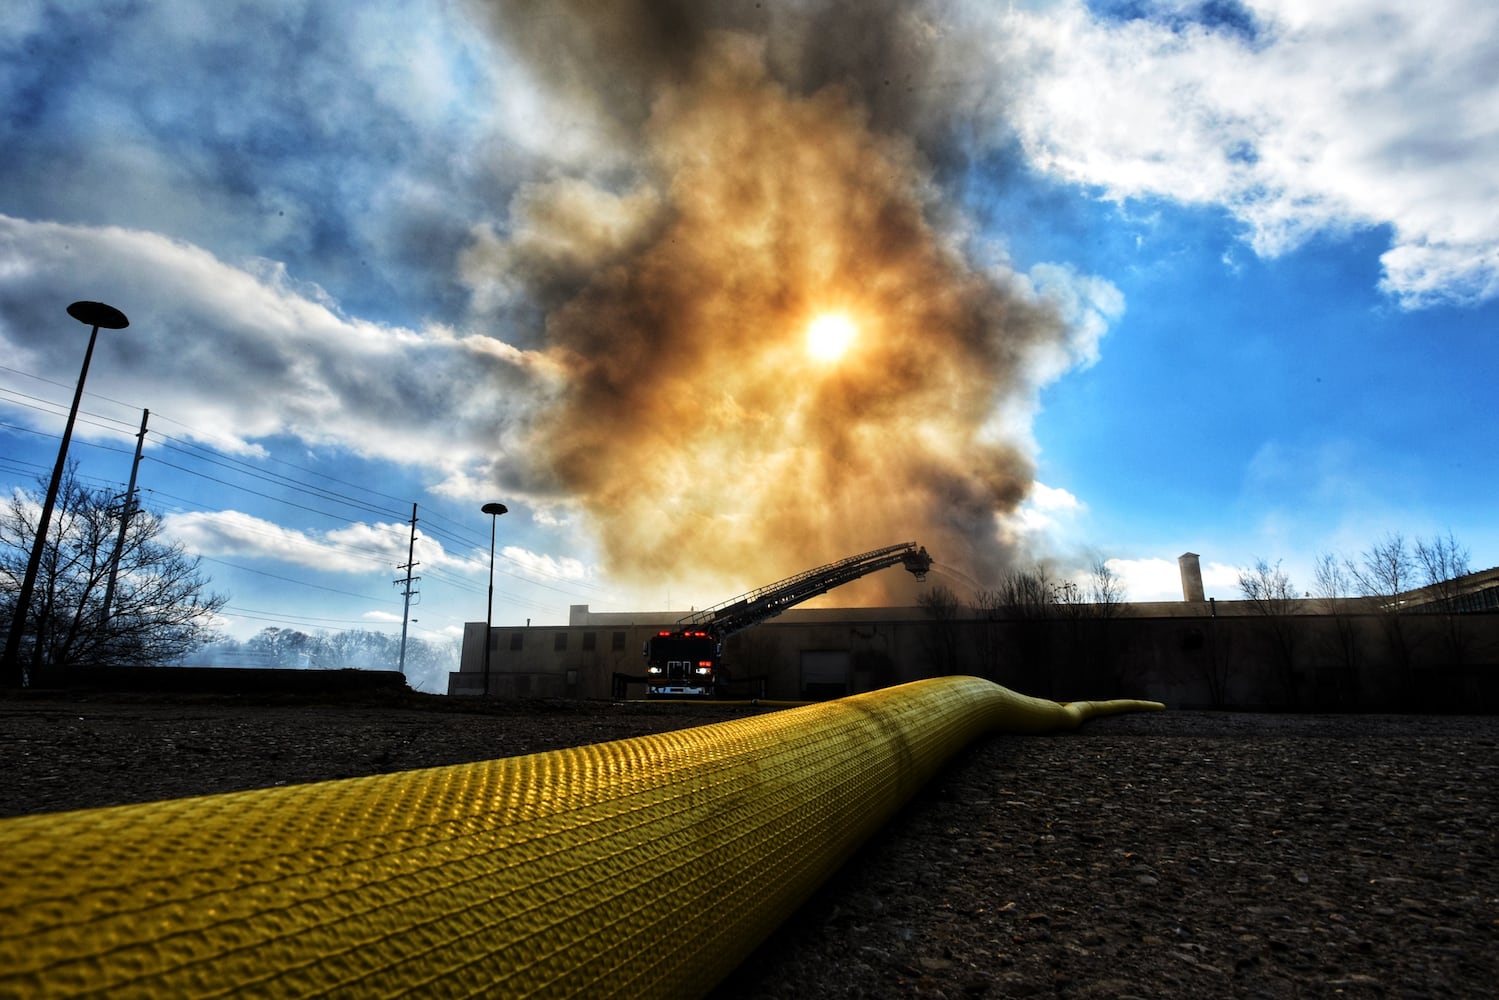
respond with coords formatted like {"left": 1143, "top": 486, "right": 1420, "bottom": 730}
{"left": 2, "top": 691, "right": 1495, "bottom": 998}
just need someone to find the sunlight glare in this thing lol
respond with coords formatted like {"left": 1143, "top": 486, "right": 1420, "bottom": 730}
{"left": 805, "top": 312, "right": 857, "bottom": 363}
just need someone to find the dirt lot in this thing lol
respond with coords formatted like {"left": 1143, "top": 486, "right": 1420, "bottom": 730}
{"left": 2, "top": 690, "right": 1495, "bottom": 998}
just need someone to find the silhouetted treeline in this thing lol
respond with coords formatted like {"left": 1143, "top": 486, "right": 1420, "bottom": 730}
{"left": 189, "top": 627, "right": 458, "bottom": 695}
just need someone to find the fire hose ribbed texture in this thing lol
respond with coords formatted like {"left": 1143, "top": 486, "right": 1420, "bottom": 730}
{"left": 0, "top": 676, "right": 1162, "bottom": 998}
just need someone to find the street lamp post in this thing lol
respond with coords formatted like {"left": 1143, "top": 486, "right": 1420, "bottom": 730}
{"left": 481, "top": 502, "right": 508, "bottom": 697}
{"left": 2, "top": 302, "right": 130, "bottom": 687}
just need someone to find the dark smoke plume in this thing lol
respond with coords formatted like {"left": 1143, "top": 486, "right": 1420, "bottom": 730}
{"left": 469, "top": 2, "right": 1076, "bottom": 602}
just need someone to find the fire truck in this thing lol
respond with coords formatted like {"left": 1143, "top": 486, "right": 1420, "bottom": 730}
{"left": 642, "top": 542, "right": 932, "bottom": 698}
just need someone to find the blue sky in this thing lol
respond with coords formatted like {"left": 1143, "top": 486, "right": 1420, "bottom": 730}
{"left": 2, "top": 0, "right": 1495, "bottom": 690}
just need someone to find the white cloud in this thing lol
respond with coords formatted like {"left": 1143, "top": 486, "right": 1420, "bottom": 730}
{"left": 1108, "top": 555, "right": 1241, "bottom": 602}
{"left": 0, "top": 214, "right": 555, "bottom": 492}
{"left": 1021, "top": 262, "right": 1125, "bottom": 381}
{"left": 996, "top": 481, "right": 1088, "bottom": 553}
{"left": 498, "top": 545, "right": 592, "bottom": 583}
{"left": 996, "top": 0, "right": 1499, "bottom": 307}
{"left": 1110, "top": 557, "right": 1183, "bottom": 602}
{"left": 162, "top": 509, "right": 455, "bottom": 577}
{"left": 1030, "top": 481, "right": 1085, "bottom": 514}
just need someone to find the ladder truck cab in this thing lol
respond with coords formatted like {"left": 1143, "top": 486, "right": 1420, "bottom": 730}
{"left": 642, "top": 542, "right": 932, "bottom": 699}
{"left": 642, "top": 629, "right": 720, "bottom": 698}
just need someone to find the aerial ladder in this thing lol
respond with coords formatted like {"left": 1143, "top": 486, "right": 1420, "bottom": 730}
{"left": 636, "top": 542, "right": 932, "bottom": 698}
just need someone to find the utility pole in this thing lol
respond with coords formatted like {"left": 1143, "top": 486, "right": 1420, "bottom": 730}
{"left": 101, "top": 408, "right": 148, "bottom": 631}
{"left": 394, "top": 503, "right": 419, "bottom": 676}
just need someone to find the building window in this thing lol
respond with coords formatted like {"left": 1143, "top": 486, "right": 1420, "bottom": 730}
{"left": 554, "top": 632, "right": 568, "bottom": 652}
{"left": 611, "top": 631, "right": 626, "bottom": 652}
{"left": 510, "top": 632, "right": 524, "bottom": 651}
{"left": 582, "top": 632, "right": 597, "bottom": 652}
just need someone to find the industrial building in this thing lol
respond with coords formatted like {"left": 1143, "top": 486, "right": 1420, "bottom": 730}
{"left": 449, "top": 556, "right": 1499, "bottom": 710}
{"left": 452, "top": 602, "right": 945, "bottom": 701}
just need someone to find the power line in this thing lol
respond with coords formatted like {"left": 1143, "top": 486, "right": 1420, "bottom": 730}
{"left": 415, "top": 507, "right": 490, "bottom": 549}
{"left": 2, "top": 361, "right": 611, "bottom": 613}
{"left": 194, "top": 555, "right": 401, "bottom": 604}
{"left": 0, "top": 453, "right": 127, "bottom": 493}
{"left": 0, "top": 363, "right": 161, "bottom": 427}
{"left": 152, "top": 432, "right": 408, "bottom": 521}
{"left": 144, "top": 487, "right": 409, "bottom": 574}
{"left": 7, "top": 361, "right": 427, "bottom": 533}
{"left": 415, "top": 514, "right": 615, "bottom": 597}
{"left": 0, "top": 455, "right": 49, "bottom": 480}
{"left": 148, "top": 409, "right": 414, "bottom": 510}
{"left": 219, "top": 606, "right": 404, "bottom": 628}
{"left": 415, "top": 565, "right": 486, "bottom": 597}
{"left": 146, "top": 457, "right": 401, "bottom": 528}
{"left": 145, "top": 484, "right": 574, "bottom": 612}
{"left": 152, "top": 463, "right": 614, "bottom": 602}
{"left": 0, "top": 374, "right": 143, "bottom": 432}
{"left": 3, "top": 363, "right": 408, "bottom": 522}
{"left": 0, "top": 396, "right": 143, "bottom": 447}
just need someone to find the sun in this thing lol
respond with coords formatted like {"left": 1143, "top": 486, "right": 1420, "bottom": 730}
{"left": 804, "top": 312, "right": 858, "bottom": 363}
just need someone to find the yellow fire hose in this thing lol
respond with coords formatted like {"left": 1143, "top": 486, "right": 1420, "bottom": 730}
{"left": 0, "top": 676, "right": 1162, "bottom": 998}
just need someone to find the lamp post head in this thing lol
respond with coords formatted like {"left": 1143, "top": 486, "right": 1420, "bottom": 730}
{"left": 66, "top": 301, "right": 129, "bottom": 330}
{"left": 482, "top": 502, "right": 508, "bottom": 516}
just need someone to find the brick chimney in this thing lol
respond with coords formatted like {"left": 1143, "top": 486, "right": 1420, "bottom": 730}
{"left": 1178, "top": 552, "right": 1206, "bottom": 602}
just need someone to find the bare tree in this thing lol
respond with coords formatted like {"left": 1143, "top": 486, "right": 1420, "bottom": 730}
{"left": 1087, "top": 555, "right": 1127, "bottom": 614}
{"left": 1312, "top": 552, "right": 1361, "bottom": 705}
{"left": 1052, "top": 556, "right": 1128, "bottom": 695}
{"left": 1348, "top": 532, "right": 1417, "bottom": 607}
{"left": 917, "top": 583, "right": 962, "bottom": 675}
{"left": 1085, "top": 555, "right": 1128, "bottom": 691}
{"left": 1, "top": 467, "right": 225, "bottom": 683}
{"left": 226, "top": 627, "right": 457, "bottom": 692}
{"left": 985, "top": 565, "right": 1056, "bottom": 691}
{"left": 1238, "top": 558, "right": 1298, "bottom": 608}
{"left": 1347, "top": 533, "right": 1418, "bottom": 694}
{"left": 970, "top": 587, "right": 1005, "bottom": 680}
{"left": 1416, "top": 531, "right": 1471, "bottom": 594}
{"left": 1415, "top": 531, "right": 1473, "bottom": 669}
{"left": 1238, "top": 558, "right": 1303, "bottom": 707}
{"left": 1050, "top": 557, "right": 1127, "bottom": 620}
{"left": 245, "top": 627, "right": 321, "bottom": 667}
{"left": 995, "top": 566, "right": 1054, "bottom": 619}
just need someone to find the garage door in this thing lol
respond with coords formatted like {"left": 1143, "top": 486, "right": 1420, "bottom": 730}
{"left": 799, "top": 650, "right": 851, "bottom": 700}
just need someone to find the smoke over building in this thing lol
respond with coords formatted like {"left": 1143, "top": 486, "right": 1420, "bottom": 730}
{"left": 463, "top": 2, "right": 1110, "bottom": 601}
